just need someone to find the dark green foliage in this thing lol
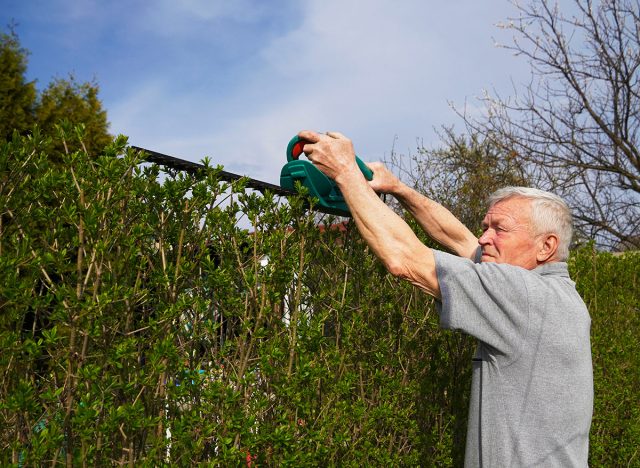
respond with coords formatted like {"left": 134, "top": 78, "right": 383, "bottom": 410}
{"left": 568, "top": 248, "right": 640, "bottom": 467}
{"left": 0, "top": 27, "right": 111, "bottom": 156}
{"left": 0, "top": 129, "right": 637, "bottom": 465}
{"left": 35, "top": 77, "right": 111, "bottom": 158}
{"left": 0, "top": 28, "right": 37, "bottom": 139}
{"left": 0, "top": 128, "right": 463, "bottom": 465}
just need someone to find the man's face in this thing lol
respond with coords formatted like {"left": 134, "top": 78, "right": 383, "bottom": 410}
{"left": 478, "top": 197, "right": 539, "bottom": 270}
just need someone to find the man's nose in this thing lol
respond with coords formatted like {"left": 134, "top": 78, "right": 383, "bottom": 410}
{"left": 478, "top": 229, "right": 493, "bottom": 245}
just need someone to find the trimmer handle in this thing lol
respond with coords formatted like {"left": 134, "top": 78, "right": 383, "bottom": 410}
{"left": 286, "top": 136, "right": 374, "bottom": 181}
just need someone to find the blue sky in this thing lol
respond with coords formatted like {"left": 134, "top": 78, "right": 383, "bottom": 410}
{"left": 2, "top": 0, "right": 529, "bottom": 184}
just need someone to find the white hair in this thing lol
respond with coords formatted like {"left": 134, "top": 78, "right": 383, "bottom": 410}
{"left": 488, "top": 187, "right": 573, "bottom": 261}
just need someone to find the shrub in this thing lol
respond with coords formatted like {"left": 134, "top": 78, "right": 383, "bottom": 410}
{"left": 0, "top": 128, "right": 637, "bottom": 466}
{"left": 569, "top": 248, "right": 640, "bottom": 467}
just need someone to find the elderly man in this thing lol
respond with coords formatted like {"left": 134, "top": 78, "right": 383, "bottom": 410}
{"left": 298, "top": 130, "right": 593, "bottom": 467}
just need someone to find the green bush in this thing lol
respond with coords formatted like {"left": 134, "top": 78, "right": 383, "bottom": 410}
{"left": 0, "top": 128, "right": 637, "bottom": 466}
{"left": 569, "top": 249, "right": 640, "bottom": 467}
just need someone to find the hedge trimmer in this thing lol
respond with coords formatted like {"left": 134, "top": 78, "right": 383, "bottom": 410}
{"left": 133, "top": 135, "right": 373, "bottom": 217}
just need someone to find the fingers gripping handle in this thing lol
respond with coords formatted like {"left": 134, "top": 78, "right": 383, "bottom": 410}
{"left": 287, "top": 136, "right": 373, "bottom": 181}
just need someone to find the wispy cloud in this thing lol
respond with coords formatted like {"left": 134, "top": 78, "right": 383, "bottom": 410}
{"left": 3, "top": 0, "right": 526, "bottom": 184}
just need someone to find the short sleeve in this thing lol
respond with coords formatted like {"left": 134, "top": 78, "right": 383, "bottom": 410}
{"left": 433, "top": 250, "right": 531, "bottom": 359}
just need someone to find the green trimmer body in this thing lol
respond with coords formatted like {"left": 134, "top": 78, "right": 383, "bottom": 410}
{"left": 279, "top": 136, "right": 373, "bottom": 217}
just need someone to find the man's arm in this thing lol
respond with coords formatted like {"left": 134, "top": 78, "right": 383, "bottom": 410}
{"left": 366, "top": 162, "right": 478, "bottom": 259}
{"left": 298, "top": 130, "right": 441, "bottom": 297}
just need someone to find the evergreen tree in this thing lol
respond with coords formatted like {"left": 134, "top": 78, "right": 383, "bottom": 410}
{"left": 0, "top": 28, "right": 36, "bottom": 140}
{"left": 36, "top": 76, "right": 112, "bottom": 156}
{"left": 0, "top": 27, "right": 112, "bottom": 155}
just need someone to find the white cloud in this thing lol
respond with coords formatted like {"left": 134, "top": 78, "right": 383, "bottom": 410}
{"left": 101, "top": 0, "right": 527, "bottom": 184}
{"left": 56, "top": 0, "right": 105, "bottom": 21}
{"left": 142, "top": 0, "right": 280, "bottom": 39}
{"left": 1, "top": 0, "right": 531, "bottom": 194}
{"left": 108, "top": 80, "right": 168, "bottom": 137}
{"left": 175, "top": 0, "right": 464, "bottom": 178}
{"left": 163, "top": 0, "right": 267, "bottom": 22}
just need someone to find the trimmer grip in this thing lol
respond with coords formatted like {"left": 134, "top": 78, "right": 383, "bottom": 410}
{"left": 287, "top": 135, "right": 306, "bottom": 162}
{"left": 356, "top": 157, "right": 373, "bottom": 181}
{"left": 286, "top": 135, "right": 373, "bottom": 180}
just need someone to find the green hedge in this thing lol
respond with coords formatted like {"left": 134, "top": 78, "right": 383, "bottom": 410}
{"left": 569, "top": 249, "right": 640, "bottom": 466}
{"left": 0, "top": 130, "right": 638, "bottom": 466}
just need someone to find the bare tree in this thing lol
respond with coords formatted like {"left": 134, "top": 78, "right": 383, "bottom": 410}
{"left": 461, "top": 0, "right": 640, "bottom": 250}
{"left": 386, "top": 130, "right": 527, "bottom": 234}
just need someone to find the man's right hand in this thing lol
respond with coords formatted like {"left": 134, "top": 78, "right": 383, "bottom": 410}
{"left": 365, "top": 162, "right": 403, "bottom": 195}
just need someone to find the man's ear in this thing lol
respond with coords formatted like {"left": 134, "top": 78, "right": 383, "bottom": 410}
{"left": 537, "top": 233, "right": 559, "bottom": 263}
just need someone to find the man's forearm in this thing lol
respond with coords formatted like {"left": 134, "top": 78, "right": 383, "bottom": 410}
{"left": 335, "top": 168, "right": 441, "bottom": 298}
{"left": 392, "top": 182, "right": 478, "bottom": 259}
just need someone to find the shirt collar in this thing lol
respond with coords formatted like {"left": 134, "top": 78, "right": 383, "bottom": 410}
{"left": 533, "top": 261, "right": 570, "bottom": 278}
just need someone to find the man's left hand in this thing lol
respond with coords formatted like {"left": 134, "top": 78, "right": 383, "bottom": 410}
{"left": 297, "top": 130, "right": 361, "bottom": 184}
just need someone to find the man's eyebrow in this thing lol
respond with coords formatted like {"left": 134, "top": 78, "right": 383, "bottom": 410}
{"left": 491, "top": 212, "right": 514, "bottom": 223}
{"left": 482, "top": 215, "right": 516, "bottom": 231}
{"left": 484, "top": 215, "right": 506, "bottom": 225}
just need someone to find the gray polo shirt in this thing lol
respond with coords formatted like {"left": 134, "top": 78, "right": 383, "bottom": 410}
{"left": 433, "top": 249, "right": 593, "bottom": 467}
